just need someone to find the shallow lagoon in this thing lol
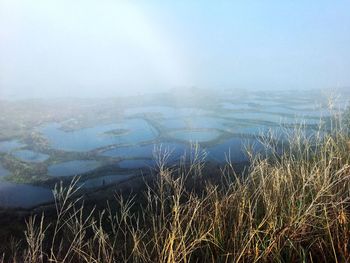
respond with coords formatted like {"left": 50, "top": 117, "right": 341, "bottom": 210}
{"left": 207, "top": 137, "right": 264, "bottom": 163}
{"left": 0, "top": 140, "right": 24, "bottom": 152}
{"left": 12, "top": 150, "right": 50, "bottom": 163}
{"left": 159, "top": 118, "right": 188, "bottom": 129}
{"left": 233, "top": 124, "right": 271, "bottom": 136}
{"left": 169, "top": 130, "right": 222, "bottom": 143}
{"left": 101, "top": 142, "right": 188, "bottom": 160}
{"left": 118, "top": 159, "right": 156, "bottom": 169}
{"left": 228, "top": 112, "right": 322, "bottom": 125}
{"left": 0, "top": 165, "right": 9, "bottom": 177}
{"left": 48, "top": 160, "right": 100, "bottom": 177}
{"left": 79, "top": 174, "right": 134, "bottom": 189}
{"left": 125, "top": 106, "right": 176, "bottom": 117}
{"left": 220, "top": 102, "right": 253, "bottom": 111}
{"left": 2, "top": 90, "right": 346, "bottom": 208}
{"left": 0, "top": 182, "right": 53, "bottom": 208}
{"left": 183, "top": 117, "right": 229, "bottom": 130}
{"left": 158, "top": 116, "right": 231, "bottom": 131}
{"left": 125, "top": 106, "right": 210, "bottom": 119}
{"left": 41, "top": 118, "right": 158, "bottom": 152}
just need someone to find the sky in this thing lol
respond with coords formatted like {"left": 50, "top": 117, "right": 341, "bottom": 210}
{"left": 0, "top": 0, "right": 350, "bottom": 99}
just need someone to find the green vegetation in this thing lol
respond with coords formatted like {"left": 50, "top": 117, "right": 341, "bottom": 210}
{"left": 1, "top": 111, "right": 350, "bottom": 262}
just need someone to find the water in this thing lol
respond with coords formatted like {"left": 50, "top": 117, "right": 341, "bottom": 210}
{"left": 2, "top": 90, "right": 346, "bottom": 208}
{"left": 263, "top": 105, "right": 311, "bottom": 115}
{"left": 233, "top": 124, "right": 270, "bottom": 136}
{"left": 48, "top": 160, "right": 100, "bottom": 177}
{"left": 41, "top": 118, "right": 158, "bottom": 152}
{"left": 220, "top": 102, "right": 253, "bottom": 111}
{"left": 0, "top": 140, "right": 24, "bottom": 152}
{"left": 79, "top": 174, "right": 134, "bottom": 189}
{"left": 169, "top": 130, "right": 222, "bottom": 143}
{"left": 227, "top": 112, "right": 322, "bottom": 125}
{"left": 157, "top": 116, "right": 235, "bottom": 131}
{"left": 118, "top": 159, "right": 156, "bottom": 169}
{"left": 245, "top": 99, "right": 288, "bottom": 107}
{"left": 125, "top": 106, "right": 175, "bottom": 117}
{"left": 0, "top": 182, "right": 53, "bottom": 208}
{"left": 289, "top": 107, "right": 331, "bottom": 118}
{"left": 183, "top": 117, "right": 229, "bottom": 130}
{"left": 207, "top": 138, "right": 264, "bottom": 163}
{"left": 12, "top": 150, "right": 50, "bottom": 163}
{"left": 101, "top": 142, "right": 188, "bottom": 160}
{"left": 0, "top": 165, "right": 9, "bottom": 177}
{"left": 125, "top": 106, "right": 210, "bottom": 119}
{"left": 159, "top": 118, "right": 188, "bottom": 129}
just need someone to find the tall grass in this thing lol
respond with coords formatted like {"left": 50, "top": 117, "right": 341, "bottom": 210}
{"left": 2, "top": 110, "right": 350, "bottom": 262}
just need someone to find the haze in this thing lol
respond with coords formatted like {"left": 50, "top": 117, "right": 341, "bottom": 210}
{"left": 1, "top": 0, "right": 350, "bottom": 99}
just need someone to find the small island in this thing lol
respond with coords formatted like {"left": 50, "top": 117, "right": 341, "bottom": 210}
{"left": 103, "top": 128, "right": 130, "bottom": 137}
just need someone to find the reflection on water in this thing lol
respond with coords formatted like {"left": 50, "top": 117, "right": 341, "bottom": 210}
{"left": 169, "top": 130, "right": 222, "bottom": 143}
{"left": 220, "top": 102, "right": 253, "bottom": 110}
{"left": 228, "top": 112, "right": 322, "bottom": 125}
{"left": 41, "top": 119, "right": 158, "bottom": 152}
{"left": 79, "top": 174, "right": 134, "bottom": 189}
{"left": 118, "top": 159, "right": 156, "bottom": 169}
{"left": 101, "top": 142, "right": 188, "bottom": 160}
{"left": 207, "top": 138, "right": 264, "bottom": 163}
{"left": 12, "top": 150, "right": 50, "bottom": 163}
{"left": 159, "top": 118, "right": 187, "bottom": 129}
{"left": 0, "top": 182, "right": 53, "bottom": 208}
{"left": 183, "top": 117, "right": 229, "bottom": 130}
{"left": 48, "top": 160, "right": 100, "bottom": 177}
{"left": 125, "top": 106, "right": 210, "bottom": 119}
{"left": 2, "top": 89, "right": 345, "bottom": 208}
{"left": 0, "top": 140, "right": 24, "bottom": 153}
{"left": 0, "top": 165, "right": 9, "bottom": 177}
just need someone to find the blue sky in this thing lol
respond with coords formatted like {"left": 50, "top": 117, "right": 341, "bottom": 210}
{"left": 0, "top": 0, "right": 349, "bottom": 98}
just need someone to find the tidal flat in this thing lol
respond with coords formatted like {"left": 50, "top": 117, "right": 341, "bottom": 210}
{"left": 0, "top": 88, "right": 348, "bottom": 208}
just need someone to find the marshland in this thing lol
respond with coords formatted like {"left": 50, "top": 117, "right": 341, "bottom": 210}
{"left": 1, "top": 1, "right": 350, "bottom": 262}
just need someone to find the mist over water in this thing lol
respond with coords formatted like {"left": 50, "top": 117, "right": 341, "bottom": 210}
{"left": 1, "top": 0, "right": 350, "bottom": 99}
{"left": 0, "top": 1, "right": 350, "bottom": 208}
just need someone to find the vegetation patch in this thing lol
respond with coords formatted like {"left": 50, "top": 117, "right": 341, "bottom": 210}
{"left": 103, "top": 128, "right": 130, "bottom": 137}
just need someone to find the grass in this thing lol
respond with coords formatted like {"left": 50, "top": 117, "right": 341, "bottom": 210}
{"left": 1, "top": 107, "right": 350, "bottom": 262}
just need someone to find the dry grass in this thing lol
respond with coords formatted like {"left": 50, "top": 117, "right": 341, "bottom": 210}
{"left": 2, "top": 114, "right": 350, "bottom": 262}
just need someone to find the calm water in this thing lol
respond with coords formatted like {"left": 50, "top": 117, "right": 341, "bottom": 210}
{"left": 125, "top": 106, "right": 175, "bottom": 117}
{"left": 79, "top": 174, "right": 134, "bottom": 189}
{"left": 0, "top": 182, "right": 53, "bottom": 208}
{"left": 101, "top": 142, "right": 188, "bottom": 160}
{"left": 227, "top": 112, "right": 322, "bottom": 125}
{"left": 48, "top": 160, "right": 100, "bottom": 177}
{"left": 220, "top": 102, "right": 253, "bottom": 111}
{"left": 207, "top": 137, "right": 264, "bottom": 163}
{"left": 0, "top": 140, "right": 24, "bottom": 152}
{"left": 159, "top": 118, "right": 188, "bottom": 129}
{"left": 0, "top": 165, "right": 9, "bottom": 177}
{"left": 118, "top": 159, "right": 156, "bottom": 169}
{"left": 1, "top": 91, "right": 343, "bottom": 208}
{"left": 125, "top": 106, "right": 210, "bottom": 119}
{"left": 41, "top": 119, "right": 158, "bottom": 152}
{"left": 169, "top": 130, "right": 222, "bottom": 143}
{"left": 183, "top": 117, "right": 229, "bottom": 130}
{"left": 12, "top": 150, "right": 50, "bottom": 163}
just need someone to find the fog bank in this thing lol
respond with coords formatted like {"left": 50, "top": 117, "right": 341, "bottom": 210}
{"left": 1, "top": 0, "right": 350, "bottom": 99}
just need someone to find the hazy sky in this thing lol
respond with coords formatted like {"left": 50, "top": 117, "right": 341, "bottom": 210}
{"left": 0, "top": 0, "right": 350, "bottom": 98}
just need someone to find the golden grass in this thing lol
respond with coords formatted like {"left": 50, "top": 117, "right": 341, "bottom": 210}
{"left": 2, "top": 116, "right": 350, "bottom": 262}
